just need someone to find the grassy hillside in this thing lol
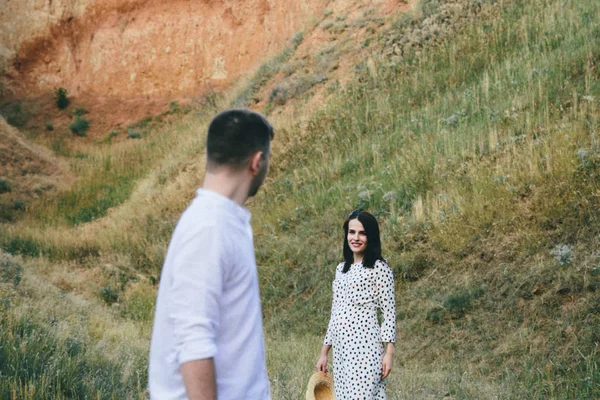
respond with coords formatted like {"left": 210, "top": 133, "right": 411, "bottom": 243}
{"left": 1, "top": 0, "right": 599, "bottom": 398}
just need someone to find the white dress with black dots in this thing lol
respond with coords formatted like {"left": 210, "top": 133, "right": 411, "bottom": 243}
{"left": 324, "top": 259, "right": 396, "bottom": 399}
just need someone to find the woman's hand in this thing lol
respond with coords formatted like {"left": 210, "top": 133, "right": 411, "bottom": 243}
{"left": 316, "top": 345, "right": 331, "bottom": 372}
{"left": 381, "top": 353, "right": 393, "bottom": 379}
{"left": 316, "top": 354, "right": 329, "bottom": 372}
{"left": 381, "top": 343, "right": 394, "bottom": 380}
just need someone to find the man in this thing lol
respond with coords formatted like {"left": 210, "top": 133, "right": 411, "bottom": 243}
{"left": 149, "top": 109, "right": 274, "bottom": 400}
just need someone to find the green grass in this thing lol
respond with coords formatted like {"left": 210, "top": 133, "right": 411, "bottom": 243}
{"left": 1, "top": 0, "right": 600, "bottom": 398}
{"left": 0, "top": 311, "right": 146, "bottom": 399}
{"left": 252, "top": 0, "right": 600, "bottom": 396}
{"left": 0, "top": 254, "right": 148, "bottom": 400}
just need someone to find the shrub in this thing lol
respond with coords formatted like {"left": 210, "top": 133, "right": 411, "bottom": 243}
{"left": 0, "top": 180, "right": 11, "bottom": 194}
{"left": 55, "top": 87, "right": 69, "bottom": 109}
{"left": 12, "top": 201, "right": 25, "bottom": 212}
{"left": 99, "top": 285, "right": 119, "bottom": 305}
{"left": 45, "top": 122, "right": 54, "bottom": 131}
{"left": 70, "top": 117, "right": 89, "bottom": 137}
{"left": 2, "top": 236, "right": 41, "bottom": 258}
{"left": 551, "top": 244, "right": 574, "bottom": 266}
{"left": 127, "top": 130, "right": 141, "bottom": 139}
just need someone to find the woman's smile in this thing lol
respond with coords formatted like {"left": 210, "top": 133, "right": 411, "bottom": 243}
{"left": 347, "top": 219, "right": 368, "bottom": 258}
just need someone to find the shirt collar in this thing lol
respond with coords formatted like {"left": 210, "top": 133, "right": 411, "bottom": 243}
{"left": 196, "top": 188, "right": 251, "bottom": 224}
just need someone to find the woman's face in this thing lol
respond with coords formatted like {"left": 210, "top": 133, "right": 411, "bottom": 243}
{"left": 347, "top": 218, "right": 368, "bottom": 258}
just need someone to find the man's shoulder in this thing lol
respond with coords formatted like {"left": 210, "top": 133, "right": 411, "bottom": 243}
{"left": 174, "top": 199, "right": 247, "bottom": 242}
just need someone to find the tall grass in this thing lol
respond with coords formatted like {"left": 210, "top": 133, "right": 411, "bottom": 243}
{"left": 0, "top": 253, "right": 149, "bottom": 399}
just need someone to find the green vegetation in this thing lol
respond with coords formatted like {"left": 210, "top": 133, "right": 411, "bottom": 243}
{"left": 0, "top": 254, "right": 147, "bottom": 400}
{"left": 99, "top": 284, "right": 119, "bottom": 305}
{"left": 0, "top": 101, "right": 31, "bottom": 127}
{"left": 54, "top": 87, "right": 69, "bottom": 110}
{"left": 256, "top": 0, "right": 600, "bottom": 396}
{"left": 69, "top": 117, "right": 90, "bottom": 136}
{"left": 0, "top": 179, "right": 11, "bottom": 194}
{"left": 1, "top": 0, "right": 599, "bottom": 398}
{"left": 0, "top": 200, "right": 26, "bottom": 223}
{"left": 127, "top": 129, "right": 142, "bottom": 139}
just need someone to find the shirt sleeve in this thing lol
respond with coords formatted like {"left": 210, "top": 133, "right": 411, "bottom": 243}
{"left": 375, "top": 260, "right": 396, "bottom": 343}
{"left": 324, "top": 266, "right": 339, "bottom": 345}
{"left": 167, "top": 224, "right": 229, "bottom": 365}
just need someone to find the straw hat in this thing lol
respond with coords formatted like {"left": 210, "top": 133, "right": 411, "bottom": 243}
{"left": 305, "top": 371, "right": 335, "bottom": 400}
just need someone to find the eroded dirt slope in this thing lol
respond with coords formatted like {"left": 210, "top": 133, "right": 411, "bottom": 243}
{"left": 2, "top": 0, "right": 328, "bottom": 98}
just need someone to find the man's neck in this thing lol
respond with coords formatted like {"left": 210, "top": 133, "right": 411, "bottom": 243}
{"left": 202, "top": 169, "right": 250, "bottom": 207}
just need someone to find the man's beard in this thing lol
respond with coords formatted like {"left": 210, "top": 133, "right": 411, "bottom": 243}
{"left": 248, "top": 163, "right": 268, "bottom": 197}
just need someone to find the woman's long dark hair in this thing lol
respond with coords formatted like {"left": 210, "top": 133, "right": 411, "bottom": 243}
{"left": 342, "top": 210, "right": 383, "bottom": 273}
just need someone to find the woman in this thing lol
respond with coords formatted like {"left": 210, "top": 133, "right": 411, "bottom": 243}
{"left": 316, "top": 209, "right": 396, "bottom": 399}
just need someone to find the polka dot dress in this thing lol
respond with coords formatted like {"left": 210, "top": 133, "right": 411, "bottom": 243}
{"left": 324, "top": 259, "right": 396, "bottom": 399}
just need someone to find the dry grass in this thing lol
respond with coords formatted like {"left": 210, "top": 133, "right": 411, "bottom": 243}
{"left": 1, "top": 0, "right": 600, "bottom": 398}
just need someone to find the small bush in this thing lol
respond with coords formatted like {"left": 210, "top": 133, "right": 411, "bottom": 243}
{"left": 551, "top": 244, "right": 574, "bottom": 266}
{"left": 12, "top": 201, "right": 25, "bottom": 212}
{"left": 127, "top": 130, "right": 141, "bottom": 139}
{"left": 70, "top": 117, "right": 89, "bottom": 137}
{"left": 0, "top": 180, "right": 11, "bottom": 194}
{"left": 99, "top": 285, "right": 119, "bottom": 305}
{"left": 45, "top": 122, "right": 54, "bottom": 131}
{"left": 54, "top": 87, "right": 69, "bottom": 110}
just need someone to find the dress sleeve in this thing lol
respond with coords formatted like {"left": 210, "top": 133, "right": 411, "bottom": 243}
{"left": 324, "top": 265, "right": 340, "bottom": 345}
{"left": 376, "top": 260, "right": 396, "bottom": 343}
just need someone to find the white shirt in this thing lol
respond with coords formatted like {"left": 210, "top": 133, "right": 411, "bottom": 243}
{"left": 149, "top": 189, "right": 271, "bottom": 400}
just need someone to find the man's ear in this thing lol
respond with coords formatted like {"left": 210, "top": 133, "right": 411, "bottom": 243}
{"left": 249, "top": 151, "right": 263, "bottom": 176}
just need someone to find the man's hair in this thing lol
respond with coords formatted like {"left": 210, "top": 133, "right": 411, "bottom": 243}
{"left": 206, "top": 109, "right": 274, "bottom": 169}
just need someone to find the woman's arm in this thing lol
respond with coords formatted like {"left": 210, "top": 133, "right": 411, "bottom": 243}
{"left": 316, "top": 344, "right": 332, "bottom": 372}
{"left": 376, "top": 261, "right": 396, "bottom": 343}
{"left": 318, "top": 266, "right": 339, "bottom": 372}
{"left": 376, "top": 261, "right": 396, "bottom": 379}
{"left": 381, "top": 342, "right": 394, "bottom": 379}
